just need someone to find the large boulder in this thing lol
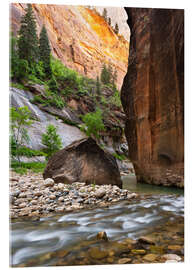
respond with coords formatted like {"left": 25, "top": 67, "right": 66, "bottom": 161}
{"left": 43, "top": 138, "right": 122, "bottom": 188}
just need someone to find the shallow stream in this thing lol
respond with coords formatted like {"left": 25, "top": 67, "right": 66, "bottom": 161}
{"left": 10, "top": 175, "right": 184, "bottom": 266}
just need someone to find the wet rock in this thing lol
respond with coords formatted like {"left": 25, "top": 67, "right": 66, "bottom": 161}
{"left": 43, "top": 138, "right": 122, "bottom": 188}
{"left": 165, "top": 260, "right": 180, "bottom": 263}
{"left": 96, "top": 231, "right": 108, "bottom": 241}
{"left": 161, "top": 254, "right": 182, "bottom": 262}
{"left": 55, "top": 250, "right": 69, "bottom": 258}
{"left": 131, "top": 249, "right": 146, "bottom": 255}
{"left": 118, "top": 258, "right": 132, "bottom": 264}
{"left": 138, "top": 236, "right": 156, "bottom": 245}
{"left": 88, "top": 247, "right": 108, "bottom": 259}
{"left": 143, "top": 254, "right": 158, "bottom": 262}
{"left": 44, "top": 178, "right": 54, "bottom": 187}
{"left": 107, "top": 257, "right": 114, "bottom": 263}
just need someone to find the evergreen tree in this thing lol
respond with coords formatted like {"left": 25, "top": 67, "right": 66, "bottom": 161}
{"left": 107, "top": 64, "right": 113, "bottom": 83}
{"left": 18, "top": 4, "right": 39, "bottom": 66}
{"left": 100, "top": 64, "right": 110, "bottom": 85}
{"left": 96, "top": 75, "right": 101, "bottom": 96}
{"left": 112, "top": 69, "right": 118, "bottom": 87}
{"left": 42, "top": 124, "right": 62, "bottom": 160}
{"left": 102, "top": 8, "right": 107, "bottom": 21}
{"left": 108, "top": 17, "right": 111, "bottom": 26}
{"left": 114, "top": 23, "right": 119, "bottom": 34}
{"left": 39, "top": 25, "right": 51, "bottom": 76}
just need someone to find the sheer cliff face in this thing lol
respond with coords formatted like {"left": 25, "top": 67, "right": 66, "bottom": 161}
{"left": 10, "top": 3, "right": 129, "bottom": 89}
{"left": 121, "top": 8, "right": 184, "bottom": 187}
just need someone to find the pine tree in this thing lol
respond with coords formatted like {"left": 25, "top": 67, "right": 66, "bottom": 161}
{"left": 18, "top": 4, "right": 39, "bottom": 66}
{"left": 114, "top": 23, "right": 119, "bottom": 34}
{"left": 96, "top": 76, "right": 101, "bottom": 96}
{"left": 102, "top": 8, "right": 107, "bottom": 21}
{"left": 39, "top": 25, "right": 51, "bottom": 76}
{"left": 112, "top": 69, "right": 118, "bottom": 87}
{"left": 100, "top": 64, "right": 110, "bottom": 85}
{"left": 108, "top": 17, "right": 111, "bottom": 26}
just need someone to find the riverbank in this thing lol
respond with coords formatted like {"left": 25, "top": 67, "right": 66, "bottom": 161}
{"left": 10, "top": 171, "right": 139, "bottom": 219}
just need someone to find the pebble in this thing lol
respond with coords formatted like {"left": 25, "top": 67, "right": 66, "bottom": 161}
{"left": 9, "top": 172, "right": 140, "bottom": 219}
{"left": 118, "top": 258, "right": 132, "bottom": 264}
{"left": 162, "top": 254, "right": 182, "bottom": 262}
{"left": 44, "top": 178, "right": 54, "bottom": 187}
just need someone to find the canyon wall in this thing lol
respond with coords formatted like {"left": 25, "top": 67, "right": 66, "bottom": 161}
{"left": 121, "top": 8, "right": 184, "bottom": 187}
{"left": 10, "top": 3, "right": 129, "bottom": 89}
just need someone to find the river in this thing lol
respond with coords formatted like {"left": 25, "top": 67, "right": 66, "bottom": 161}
{"left": 10, "top": 175, "right": 184, "bottom": 266}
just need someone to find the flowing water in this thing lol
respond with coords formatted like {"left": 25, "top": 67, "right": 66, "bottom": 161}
{"left": 10, "top": 175, "right": 184, "bottom": 267}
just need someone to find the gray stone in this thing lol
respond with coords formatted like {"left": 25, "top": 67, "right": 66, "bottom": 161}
{"left": 44, "top": 178, "right": 54, "bottom": 187}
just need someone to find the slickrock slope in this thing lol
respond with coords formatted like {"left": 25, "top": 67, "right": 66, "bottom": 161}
{"left": 121, "top": 8, "right": 184, "bottom": 187}
{"left": 10, "top": 3, "right": 129, "bottom": 89}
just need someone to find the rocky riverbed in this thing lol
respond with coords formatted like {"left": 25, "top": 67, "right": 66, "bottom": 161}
{"left": 10, "top": 171, "right": 138, "bottom": 219}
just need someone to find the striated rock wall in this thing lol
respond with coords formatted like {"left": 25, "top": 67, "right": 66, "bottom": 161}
{"left": 10, "top": 3, "right": 129, "bottom": 89}
{"left": 121, "top": 8, "right": 184, "bottom": 187}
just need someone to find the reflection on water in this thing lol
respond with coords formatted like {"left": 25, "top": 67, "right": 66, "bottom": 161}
{"left": 122, "top": 174, "right": 184, "bottom": 195}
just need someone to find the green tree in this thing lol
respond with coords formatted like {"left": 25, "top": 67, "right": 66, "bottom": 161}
{"left": 96, "top": 76, "right": 101, "bottom": 96}
{"left": 100, "top": 64, "right": 110, "bottom": 85}
{"left": 108, "top": 17, "right": 111, "bottom": 26}
{"left": 39, "top": 25, "right": 51, "bottom": 76}
{"left": 18, "top": 4, "right": 39, "bottom": 67}
{"left": 102, "top": 8, "right": 107, "bottom": 21}
{"left": 80, "top": 108, "right": 105, "bottom": 140}
{"left": 41, "top": 124, "right": 62, "bottom": 160}
{"left": 112, "top": 69, "right": 118, "bottom": 87}
{"left": 10, "top": 106, "right": 33, "bottom": 162}
{"left": 114, "top": 23, "right": 119, "bottom": 34}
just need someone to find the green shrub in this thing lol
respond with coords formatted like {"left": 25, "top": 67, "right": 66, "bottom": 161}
{"left": 10, "top": 82, "right": 28, "bottom": 91}
{"left": 10, "top": 106, "right": 33, "bottom": 161}
{"left": 80, "top": 108, "right": 105, "bottom": 140}
{"left": 48, "top": 75, "right": 59, "bottom": 92}
{"left": 11, "top": 161, "right": 46, "bottom": 174}
{"left": 100, "top": 96, "right": 108, "bottom": 106}
{"left": 41, "top": 124, "right": 62, "bottom": 159}
{"left": 112, "top": 153, "right": 127, "bottom": 161}
{"left": 11, "top": 145, "right": 46, "bottom": 158}
{"left": 109, "top": 90, "right": 122, "bottom": 108}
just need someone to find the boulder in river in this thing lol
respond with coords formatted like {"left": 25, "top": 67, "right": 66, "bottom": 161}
{"left": 43, "top": 138, "right": 122, "bottom": 188}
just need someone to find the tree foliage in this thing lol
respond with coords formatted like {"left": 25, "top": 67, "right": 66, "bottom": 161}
{"left": 80, "top": 108, "right": 105, "bottom": 140}
{"left": 18, "top": 4, "right": 39, "bottom": 66}
{"left": 102, "top": 8, "right": 107, "bottom": 21}
{"left": 114, "top": 23, "right": 119, "bottom": 34}
{"left": 41, "top": 124, "right": 62, "bottom": 159}
{"left": 39, "top": 25, "right": 51, "bottom": 76}
{"left": 108, "top": 17, "right": 111, "bottom": 26}
{"left": 10, "top": 106, "right": 33, "bottom": 161}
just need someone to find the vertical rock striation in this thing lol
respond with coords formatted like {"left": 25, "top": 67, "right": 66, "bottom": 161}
{"left": 121, "top": 8, "right": 184, "bottom": 187}
{"left": 10, "top": 4, "right": 129, "bottom": 89}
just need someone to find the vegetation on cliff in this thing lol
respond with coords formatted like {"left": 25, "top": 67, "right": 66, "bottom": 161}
{"left": 10, "top": 4, "right": 126, "bottom": 174}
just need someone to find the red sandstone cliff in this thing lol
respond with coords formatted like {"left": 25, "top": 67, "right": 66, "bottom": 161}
{"left": 121, "top": 8, "right": 184, "bottom": 187}
{"left": 10, "top": 3, "right": 129, "bottom": 89}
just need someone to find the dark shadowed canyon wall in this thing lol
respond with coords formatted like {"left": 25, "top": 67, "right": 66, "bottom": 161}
{"left": 121, "top": 8, "right": 184, "bottom": 187}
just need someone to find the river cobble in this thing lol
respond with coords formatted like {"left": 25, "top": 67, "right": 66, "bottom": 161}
{"left": 9, "top": 171, "right": 139, "bottom": 219}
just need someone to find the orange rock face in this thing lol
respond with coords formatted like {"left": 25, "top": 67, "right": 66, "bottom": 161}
{"left": 10, "top": 3, "right": 129, "bottom": 89}
{"left": 121, "top": 8, "right": 184, "bottom": 187}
